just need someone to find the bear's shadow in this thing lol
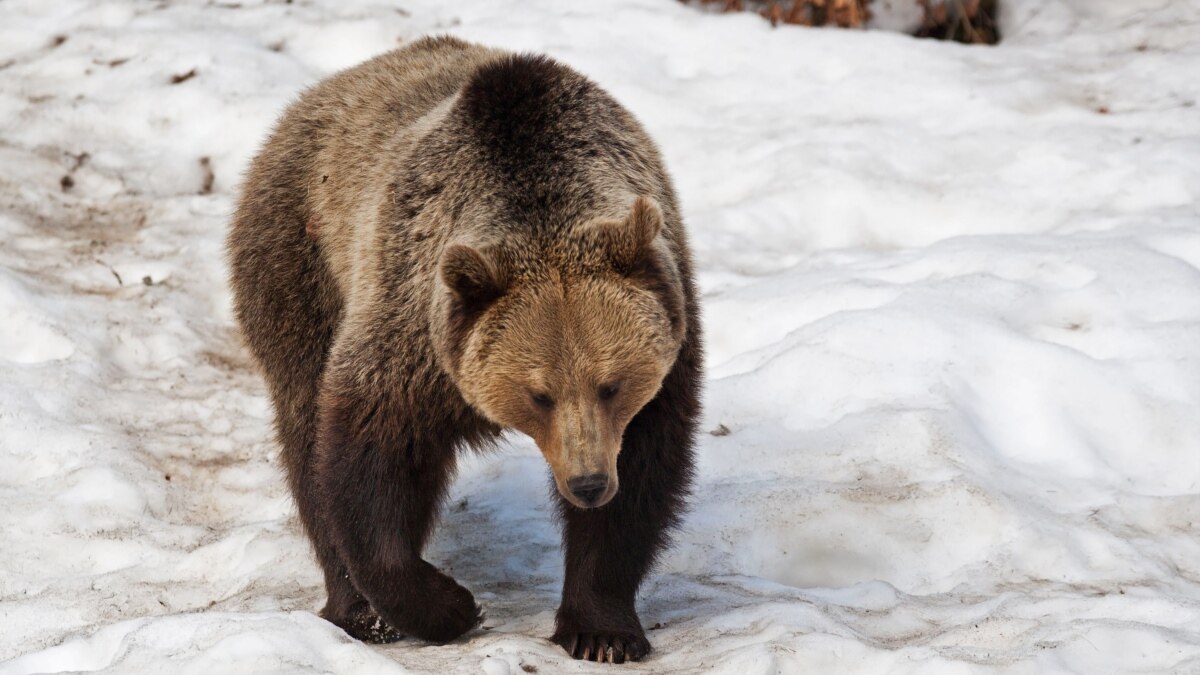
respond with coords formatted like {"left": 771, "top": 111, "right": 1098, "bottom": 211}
{"left": 425, "top": 443, "right": 564, "bottom": 619}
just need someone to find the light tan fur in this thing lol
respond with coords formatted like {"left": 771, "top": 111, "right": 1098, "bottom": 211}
{"left": 303, "top": 42, "right": 501, "bottom": 315}
{"left": 448, "top": 199, "right": 680, "bottom": 506}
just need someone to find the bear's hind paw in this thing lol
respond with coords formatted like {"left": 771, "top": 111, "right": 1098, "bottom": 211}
{"left": 331, "top": 603, "right": 406, "bottom": 644}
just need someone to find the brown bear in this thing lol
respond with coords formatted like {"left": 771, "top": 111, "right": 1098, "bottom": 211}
{"left": 227, "top": 35, "right": 701, "bottom": 664}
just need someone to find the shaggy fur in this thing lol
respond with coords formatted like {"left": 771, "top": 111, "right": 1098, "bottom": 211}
{"left": 227, "top": 36, "right": 701, "bottom": 663}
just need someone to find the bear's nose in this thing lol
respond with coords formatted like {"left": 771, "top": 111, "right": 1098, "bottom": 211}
{"left": 567, "top": 473, "right": 609, "bottom": 507}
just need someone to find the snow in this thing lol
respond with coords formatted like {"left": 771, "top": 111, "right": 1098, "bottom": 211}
{"left": 2, "top": 0, "right": 1200, "bottom": 672}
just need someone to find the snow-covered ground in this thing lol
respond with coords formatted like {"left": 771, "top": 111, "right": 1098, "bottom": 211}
{"left": 2, "top": 0, "right": 1200, "bottom": 672}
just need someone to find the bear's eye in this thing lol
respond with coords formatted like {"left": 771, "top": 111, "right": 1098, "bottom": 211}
{"left": 598, "top": 383, "right": 620, "bottom": 401}
{"left": 531, "top": 392, "right": 554, "bottom": 409}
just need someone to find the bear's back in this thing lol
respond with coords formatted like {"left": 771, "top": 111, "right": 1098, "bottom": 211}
{"left": 241, "top": 36, "right": 684, "bottom": 321}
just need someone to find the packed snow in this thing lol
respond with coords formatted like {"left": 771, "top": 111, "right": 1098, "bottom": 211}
{"left": 2, "top": 0, "right": 1200, "bottom": 672}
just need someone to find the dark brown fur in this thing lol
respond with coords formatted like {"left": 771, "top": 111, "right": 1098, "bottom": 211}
{"left": 227, "top": 36, "right": 701, "bottom": 663}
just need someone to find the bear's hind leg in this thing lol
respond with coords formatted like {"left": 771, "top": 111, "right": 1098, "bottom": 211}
{"left": 273, "top": 400, "right": 402, "bottom": 643}
{"left": 226, "top": 123, "right": 403, "bottom": 642}
{"left": 318, "top": 559, "right": 405, "bottom": 643}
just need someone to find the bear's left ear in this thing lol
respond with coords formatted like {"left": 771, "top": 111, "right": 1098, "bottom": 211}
{"left": 593, "top": 196, "right": 663, "bottom": 273}
{"left": 440, "top": 243, "right": 509, "bottom": 309}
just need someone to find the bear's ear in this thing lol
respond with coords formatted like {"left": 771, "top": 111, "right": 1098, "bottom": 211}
{"left": 594, "top": 196, "right": 664, "bottom": 273}
{"left": 440, "top": 244, "right": 508, "bottom": 309}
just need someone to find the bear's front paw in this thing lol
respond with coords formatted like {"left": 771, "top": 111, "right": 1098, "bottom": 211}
{"left": 553, "top": 600, "right": 650, "bottom": 663}
{"left": 382, "top": 562, "right": 483, "bottom": 644}
{"left": 327, "top": 601, "right": 406, "bottom": 644}
{"left": 553, "top": 629, "right": 651, "bottom": 664}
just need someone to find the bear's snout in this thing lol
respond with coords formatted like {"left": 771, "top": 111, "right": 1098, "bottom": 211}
{"left": 567, "top": 473, "right": 611, "bottom": 508}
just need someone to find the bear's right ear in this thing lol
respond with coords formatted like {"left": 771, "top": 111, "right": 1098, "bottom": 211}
{"left": 440, "top": 244, "right": 508, "bottom": 309}
{"left": 593, "top": 196, "right": 664, "bottom": 273}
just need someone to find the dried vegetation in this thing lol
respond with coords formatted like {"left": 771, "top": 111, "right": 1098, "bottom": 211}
{"left": 686, "top": 0, "right": 1001, "bottom": 44}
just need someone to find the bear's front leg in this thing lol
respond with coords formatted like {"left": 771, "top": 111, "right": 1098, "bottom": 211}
{"left": 552, "top": 369, "right": 698, "bottom": 664}
{"left": 315, "top": 382, "right": 482, "bottom": 644}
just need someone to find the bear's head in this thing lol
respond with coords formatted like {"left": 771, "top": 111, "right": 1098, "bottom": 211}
{"left": 434, "top": 197, "right": 686, "bottom": 509}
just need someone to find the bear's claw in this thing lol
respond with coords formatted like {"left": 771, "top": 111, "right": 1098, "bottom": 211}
{"left": 557, "top": 630, "right": 650, "bottom": 664}
{"left": 332, "top": 603, "right": 406, "bottom": 644}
